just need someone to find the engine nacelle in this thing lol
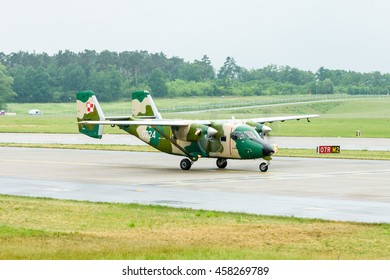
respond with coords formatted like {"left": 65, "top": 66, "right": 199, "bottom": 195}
{"left": 173, "top": 124, "right": 213, "bottom": 142}
{"left": 245, "top": 121, "right": 272, "bottom": 136}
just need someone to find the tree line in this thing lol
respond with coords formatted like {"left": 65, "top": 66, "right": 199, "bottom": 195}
{"left": 1, "top": 50, "right": 390, "bottom": 108}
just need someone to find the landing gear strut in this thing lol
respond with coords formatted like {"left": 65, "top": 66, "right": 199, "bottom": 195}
{"left": 259, "top": 161, "right": 270, "bottom": 172}
{"left": 216, "top": 158, "right": 228, "bottom": 169}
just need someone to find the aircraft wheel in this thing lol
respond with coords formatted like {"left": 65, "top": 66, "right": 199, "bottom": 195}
{"left": 216, "top": 158, "right": 227, "bottom": 169}
{"left": 180, "top": 158, "right": 192, "bottom": 170}
{"left": 259, "top": 162, "right": 269, "bottom": 172}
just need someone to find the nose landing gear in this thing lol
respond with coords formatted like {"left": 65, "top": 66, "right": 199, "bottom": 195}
{"left": 259, "top": 161, "right": 270, "bottom": 172}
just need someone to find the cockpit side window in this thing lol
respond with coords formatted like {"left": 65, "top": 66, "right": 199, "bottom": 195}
{"left": 231, "top": 131, "right": 245, "bottom": 140}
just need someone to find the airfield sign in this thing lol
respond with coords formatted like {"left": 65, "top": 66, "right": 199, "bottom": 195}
{"left": 317, "top": 145, "right": 340, "bottom": 154}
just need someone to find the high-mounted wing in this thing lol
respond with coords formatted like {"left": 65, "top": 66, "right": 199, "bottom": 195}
{"left": 249, "top": 114, "right": 320, "bottom": 124}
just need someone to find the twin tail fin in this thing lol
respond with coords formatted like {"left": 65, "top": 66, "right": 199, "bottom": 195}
{"left": 76, "top": 90, "right": 161, "bottom": 139}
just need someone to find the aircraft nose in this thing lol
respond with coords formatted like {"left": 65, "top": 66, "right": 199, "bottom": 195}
{"left": 262, "top": 144, "right": 275, "bottom": 156}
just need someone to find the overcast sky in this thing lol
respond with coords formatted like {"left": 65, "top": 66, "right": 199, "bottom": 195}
{"left": 2, "top": 0, "right": 390, "bottom": 73}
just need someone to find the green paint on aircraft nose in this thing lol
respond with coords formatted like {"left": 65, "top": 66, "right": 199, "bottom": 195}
{"left": 231, "top": 125, "right": 266, "bottom": 159}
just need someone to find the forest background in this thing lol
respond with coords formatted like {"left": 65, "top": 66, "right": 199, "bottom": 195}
{"left": 1, "top": 50, "right": 390, "bottom": 110}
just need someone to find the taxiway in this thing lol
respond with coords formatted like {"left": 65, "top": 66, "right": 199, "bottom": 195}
{"left": 0, "top": 147, "right": 389, "bottom": 223}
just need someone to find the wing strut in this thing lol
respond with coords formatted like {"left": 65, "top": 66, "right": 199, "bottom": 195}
{"left": 151, "top": 126, "right": 198, "bottom": 161}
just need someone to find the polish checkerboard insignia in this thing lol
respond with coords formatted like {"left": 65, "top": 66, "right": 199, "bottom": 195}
{"left": 86, "top": 102, "right": 94, "bottom": 113}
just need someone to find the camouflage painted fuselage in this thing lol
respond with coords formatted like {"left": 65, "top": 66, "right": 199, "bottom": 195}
{"left": 77, "top": 90, "right": 273, "bottom": 162}
{"left": 119, "top": 121, "right": 269, "bottom": 160}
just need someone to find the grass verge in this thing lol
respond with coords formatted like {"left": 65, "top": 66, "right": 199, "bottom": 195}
{"left": 1, "top": 143, "right": 390, "bottom": 160}
{"left": 1, "top": 195, "right": 389, "bottom": 260}
{"left": 275, "top": 148, "right": 390, "bottom": 161}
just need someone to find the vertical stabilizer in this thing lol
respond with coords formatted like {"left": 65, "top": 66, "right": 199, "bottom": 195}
{"left": 131, "top": 90, "right": 162, "bottom": 119}
{"left": 76, "top": 91, "right": 105, "bottom": 139}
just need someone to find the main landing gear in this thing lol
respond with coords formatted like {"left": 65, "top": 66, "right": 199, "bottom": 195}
{"left": 180, "top": 158, "right": 192, "bottom": 170}
{"left": 216, "top": 158, "right": 227, "bottom": 169}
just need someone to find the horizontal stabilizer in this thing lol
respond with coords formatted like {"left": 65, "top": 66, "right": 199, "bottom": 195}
{"left": 78, "top": 119, "right": 211, "bottom": 127}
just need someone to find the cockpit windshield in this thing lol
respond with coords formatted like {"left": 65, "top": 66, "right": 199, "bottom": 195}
{"left": 231, "top": 126, "right": 270, "bottom": 147}
{"left": 231, "top": 127, "right": 262, "bottom": 141}
{"left": 244, "top": 130, "right": 259, "bottom": 140}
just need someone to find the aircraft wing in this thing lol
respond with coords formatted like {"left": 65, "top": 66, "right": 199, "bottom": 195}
{"left": 249, "top": 114, "right": 320, "bottom": 123}
{"left": 79, "top": 115, "right": 318, "bottom": 126}
{"left": 105, "top": 116, "right": 160, "bottom": 120}
{"left": 78, "top": 119, "right": 211, "bottom": 127}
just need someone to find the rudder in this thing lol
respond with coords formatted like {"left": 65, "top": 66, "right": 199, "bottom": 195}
{"left": 76, "top": 91, "right": 105, "bottom": 139}
{"left": 131, "top": 90, "right": 162, "bottom": 119}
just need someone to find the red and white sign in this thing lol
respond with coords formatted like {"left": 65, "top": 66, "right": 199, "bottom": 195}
{"left": 317, "top": 145, "right": 340, "bottom": 154}
{"left": 86, "top": 102, "right": 94, "bottom": 113}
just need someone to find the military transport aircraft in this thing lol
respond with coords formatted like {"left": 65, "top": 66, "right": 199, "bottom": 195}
{"left": 77, "top": 90, "right": 319, "bottom": 172}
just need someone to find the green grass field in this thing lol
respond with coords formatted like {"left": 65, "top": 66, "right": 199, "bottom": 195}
{"left": 1, "top": 96, "right": 389, "bottom": 260}
{"left": 4, "top": 94, "right": 354, "bottom": 115}
{"left": 1, "top": 97, "right": 390, "bottom": 137}
{"left": 1, "top": 195, "right": 390, "bottom": 260}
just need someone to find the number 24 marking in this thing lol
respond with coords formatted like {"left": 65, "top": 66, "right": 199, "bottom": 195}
{"left": 142, "top": 130, "right": 156, "bottom": 139}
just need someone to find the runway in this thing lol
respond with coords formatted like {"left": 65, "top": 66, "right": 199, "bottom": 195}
{"left": 1, "top": 147, "right": 390, "bottom": 223}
